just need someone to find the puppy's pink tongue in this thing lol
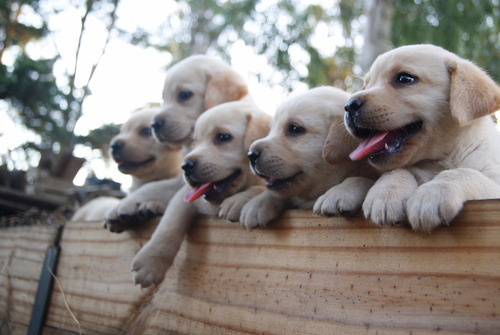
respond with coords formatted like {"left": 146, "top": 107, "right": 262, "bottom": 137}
{"left": 184, "top": 182, "right": 212, "bottom": 203}
{"left": 349, "top": 131, "right": 389, "bottom": 161}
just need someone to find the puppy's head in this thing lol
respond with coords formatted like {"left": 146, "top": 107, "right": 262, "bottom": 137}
{"left": 110, "top": 108, "right": 182, "bottom": 182}
{"left": 248, "top": 86, "right": 350, "bottom": 200}
{"left": 151, "top": 55, "right": 249, "bottom": 146}
{"left": 182, "top": 101, "right": 270, "bottom": 204}
{"left": 338, "top": 44, "right": 500, "bottom": 171}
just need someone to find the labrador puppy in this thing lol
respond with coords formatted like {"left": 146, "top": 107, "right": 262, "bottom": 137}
{"left": 131, "top": 101, "right": 271, "bottom": 288}
{"left": 110, "top": 107, "right": 183, "bottom": 191}
{"left": 105, "top": 55, "right": 252, "bottom": 231}
{"left": 242, "top": 86, "right": 378, "bottom": 230}
{"left": 71, "top": 107, "right": 183, "bottom": 222}
{"left": 151, "top": 54, "right": 253, "bottom": 146}
{"left": 329, "top": 44, "right": 500, "bottom": 232}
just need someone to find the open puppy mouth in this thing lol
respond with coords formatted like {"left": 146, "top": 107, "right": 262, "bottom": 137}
{"left": 256, "top": 171, "right": 302, "bottom": 192}
{"left": 184, "top": 170, "right": 242, "bottom": 203}
{"left": 115, "top": 156, "right": 155, "bottom": 172}
{"left": 349, "top": 121, "right": 423, "bottom": 161}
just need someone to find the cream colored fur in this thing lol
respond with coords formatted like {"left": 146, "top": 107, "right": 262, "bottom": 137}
{"left": 71, "top": 107, "right": 182, "bottom": 223}
{"left": 242, "top": 86, "right": 379, "bottom": 229}
{"left": 336, "top": 44, "right": 500, "bottom": 232}
{"left": 132, "top": 101, "right": 271, "bottom": 288}
{"left": 151, "top": 55, "right": 253, "bottom": 146}
{"left": 105, "top": 55, "right": 252, "bottom": 231}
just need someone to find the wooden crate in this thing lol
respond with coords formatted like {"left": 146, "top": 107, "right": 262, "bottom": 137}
{"left": 0, "top": 224, "right": 61, "bottom": 334}
{"left": 1, "top": 200, "right": 500, "bottom": 334}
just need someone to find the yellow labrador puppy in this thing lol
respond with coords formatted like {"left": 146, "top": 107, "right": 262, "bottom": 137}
{"left": 242, "top": 86, "right": 378, "bottom": 229}
{"left": 105, "top": 55, "right": 252, "bottom": 231}
{"left": 109, "top": 107, "right": 182, "bottom": 191}
{"left": 132, "top": 101, "right": 270, "bottom": 288}
{"left": 333, "top": 44, "right": 500, "bottom": 232}
{"left": 71, "top": 107, "right": 183, "bottom": 222}
{"left": 151, "top": 54, "right": 253, "bottom": 146}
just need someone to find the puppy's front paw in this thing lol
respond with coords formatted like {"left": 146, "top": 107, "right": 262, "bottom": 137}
{"left": 314, "top": 177, "right": 373, "bottom": 216}
{"left": 131, "top": 246, "right": 174, "bottom": 288}
{"left": 363, "top": 181, "right": 414, "bottom": 227}
{"left": 407, "top": 183, "right": 463, "bottom": 233}
{"left": 239, "top": 193, "right": 286, "bottom": 230}
{"left": 362, "top": 170, "right": 418, "bottom": 226}
{"left": 104, "top": 201, "right": 141, "bottom": 232}
{"left": 363, "top": 191, "right": 408, "bottom": 226}
{"left": 240, "top": 205, "right": 271, "bottom": 230}
{"left": 313, "top": 190, "right": 352, "bottom": 216}
{"left": 137, "top": 201, "right": 166, "bottom": 220}
{"left": 104, "top": 218, "right": 134, "bottom": 233}
{"left": 219, "top": 193, "right": 251, "bottom": 222}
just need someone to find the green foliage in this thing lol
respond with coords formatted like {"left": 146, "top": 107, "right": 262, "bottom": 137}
{"left": 0, "top": 0, "right": 48, "bottom": 56}
{"left": 124, "top": 0, "right": 258, "bottom": 60}
{"left": 0, "top": 54, "right": 74, "bottom": 151}
{"left": 392, "top": 0, "right": 500, "bottom": 81}
{"left": 78, "top": 123, "right": 121, "bottom": 153}
{"left": 0, "top": 0, "right": 120, "bottom": 170}
{"left": 2, "top": 0, "right": 500, "bottom": 174}
{"left": 122, "top": 0, "right": 360, "bottom": 91}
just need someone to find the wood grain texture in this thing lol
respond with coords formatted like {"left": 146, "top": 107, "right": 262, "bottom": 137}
{"left": 1, "top": 200, "right": 500, "bottom": 334}
{"left": 0, "top": 224, "right": 61, "bottom": 335}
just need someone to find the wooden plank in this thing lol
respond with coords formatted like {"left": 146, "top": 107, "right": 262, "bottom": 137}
{"left": 129, "top": 200, "right": 500, "bottom": 335}
{"left": 43, "top": 219, "right": 158, "bottom": 334}
{"left": 2, "top": 200, "right": 500, "bottom": 334}
{"left": 0, "top": 186, "right": 63, "bottom": 213}
{"left": 0, "top": 224, "right": 61, "bottom": 335}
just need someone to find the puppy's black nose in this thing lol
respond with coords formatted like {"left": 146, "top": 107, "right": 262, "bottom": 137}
{"left": 344, "top": 97, "right": 364, "bottom": 115}
{"left": 110, "top": 141, "right": 123, "bottom": 155}
{"left": 344, "top": 97, "right": 364, "bottom": 132}
{"left": 150, "top": 117, "right": 164, "bottom": 132}
{"left": 247, "top": 150, "right": 261, "bottom": 165}
{"left": 181, "top": 159, "right": 196, "bottom": 174}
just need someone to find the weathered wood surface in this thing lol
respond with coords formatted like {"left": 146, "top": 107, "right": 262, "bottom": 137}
{"left": 0, "top": 224, "right": 61, "bottom": 334}
{"left": 2, "top": 200, "right": 500, "bottom": 334}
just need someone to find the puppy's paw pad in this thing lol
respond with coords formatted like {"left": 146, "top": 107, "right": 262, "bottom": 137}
{"left": 137, "top": 201, "right": 166, "bottom": 219}
{"left": 407, "top": 185, "right": 463, "bottom": 233}
{"left": 363, "top": 197, "right": 406, "bottom": 226}
{"left": 131, "top": 255, "right": 170, "bottom": 288}
{"left": 219, "top": 198, "right": 245, "bottom": 222}
{"left": 104, "top": 221, "right": 131, "bottom": 233}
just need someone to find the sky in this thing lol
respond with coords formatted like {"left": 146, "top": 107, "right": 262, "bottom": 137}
{"left": 0, "top": 0, "right": 307, "bottom": 189}
{"left": 4, "top": 0, "right": 500, "bottom": 191}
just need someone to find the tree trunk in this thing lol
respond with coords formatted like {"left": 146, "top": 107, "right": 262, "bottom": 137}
{"left": 359, "top": 0, "right": 395, "bottom": 72}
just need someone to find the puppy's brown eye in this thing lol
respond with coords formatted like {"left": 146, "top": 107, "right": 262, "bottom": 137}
{"left": 178, "top": 90, "right": 193, "bottom": 102}
{"left": 286, "top": 123, "right": 305, "bottom": 136}
{"left": 214, "top": 133, "right": 232, "bottom": 144}
{"left": 395, "top": 73, "right": 416, "bottom": 85}
{"left": 139, "top": 127, "right": 152, "bottom": 137}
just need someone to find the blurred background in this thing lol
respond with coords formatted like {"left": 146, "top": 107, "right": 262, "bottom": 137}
{"left": 1, "top": 0, "right": 499, "bottom": 212}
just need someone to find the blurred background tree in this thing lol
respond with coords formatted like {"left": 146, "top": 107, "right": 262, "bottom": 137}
{"left": 392, "top": 0, "right": 500, "bottom": 81}
{"left": 0, "top": 0, "right": 120, "bottom": 171}
{"left": 1, "top": 0, "right": 499, "bottom": 186}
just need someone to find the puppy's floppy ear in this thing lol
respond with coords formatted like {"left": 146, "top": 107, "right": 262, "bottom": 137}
{"left": 244, "top": 111, "right": 271, "bottom": 152}
{"left": 204, "top": 70, "right": 249, "bottom": 110}
{"left": 322, "top": 115, "right": 363, "bottom": 165}
{"left": 446, "top": 57, "right": 500, "bottom": 125}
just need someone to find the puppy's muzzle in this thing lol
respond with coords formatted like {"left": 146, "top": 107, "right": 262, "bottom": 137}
{"left": 181, "top": 159, "right": 196, "bottom": 178}
{"left": 110, "top": 140, "right": 124, "bottom": 160}
{"left": 247, "top": 149, "right": 261, "bottom": 169}
{"left": 150, "top": 117, "right": 164, "bottom": 136}
{"left": 344, "top": 97, "right": 375, "bottom": 138}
